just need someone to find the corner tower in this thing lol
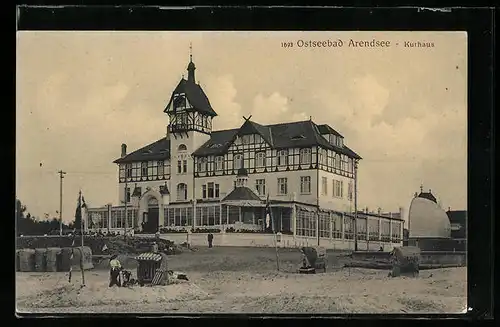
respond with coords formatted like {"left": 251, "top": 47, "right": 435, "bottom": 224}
{"left": 164, "top": 47, "right": 217, "bottom": 203}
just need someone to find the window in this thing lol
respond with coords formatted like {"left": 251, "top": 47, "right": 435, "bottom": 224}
{"left": 322, "top": 177, "right": 328, "bottom": 195}
{"left": 215, "top": 156, "right": 225, "bottom": 171}
{"left": 335, "top": 154, "right": 341, "bottom": 170}
{"left": 278, "top": 150, "right": 288, "bottom": 166}
{"left": 125, "top": 187, "right": 131, "bottom": 203}
{"left": 242, "top": 135, "right": 251, "bottom": 144}
{"left": 255, "top": 152, "right": 266, "bottom": 168}
{"left": 319, "top": 148, "right": 327, "bottom": 166}
{"left": 178, "top": 144, "right": 187, "bottom": 151}
{"left": 381, "top": 220, "right": 391, "bottom": 242}
{"left": 141, "top": 162, "right": 148, "bottom": 176}
{"left": 208, "top": 182, "right": 214, "bottom": 198}
{"left": 332, "top": 213, "right": 342, "bottom": 238}
{"left": 183, "top": 160, "right": 187, "bottom": 173}
{"left": 126, "top": 164, "right": 132, "bottom": 178}
{"left": 333, "top": 180, "right": 343, "bottom": 198}
{"left": 347, "top": 181, "right": 354, "bottom": 201}
{"left": 299, "top": 148, "right": 311, "bottom": 165}
{"left": 176, "top": 183, "right": 187, "bottom": 201}
{"left": 202, "top": 183, "right": 220, "bottom": 199}
{"left": 319, "top": 211, "right": 330, "bottom": 238}
{"left": 197, "top": 157, "right": 207, "bottom": 172}
{"left": 277, "top": 178, "right": 288, "bottom": 195}
{"left": 256, "top": 179, "right": 266, "bottom": 196}
{"left": 300, "top": 176, "right": 311, "bottom": 194}
{"left": 234, "top": 154, "right": 243, "bottom": 170}
{"left": 296, "top": 209, "right": 316, "bottom": 237}
{"left": 157, "top": 161, "right": 164, "bottom": 176}
{"left": 173, "top": 95, "right": 186, "bottom": 110}
{"left": 177, "top": 160, "right": 182, "bottom": 174}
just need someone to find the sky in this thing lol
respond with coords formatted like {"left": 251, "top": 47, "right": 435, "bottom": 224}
{"left": 16, "top": 31, "right": 467, "bottom": 224}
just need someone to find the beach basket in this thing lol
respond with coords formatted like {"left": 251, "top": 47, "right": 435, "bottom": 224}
{"left": 18, "top": 249, "right": 36, "bottom": 272}
{"left": 298, "top": 246, "right": 328, "bottom": 273}
{"left": 391, "top": 246, "right": 420, "bottom": 277}
{"left": 46, "top": 247, "right": 61, "bottom": 272}
{"left": 34, "top": 248, "right": 47, "bottom": 272}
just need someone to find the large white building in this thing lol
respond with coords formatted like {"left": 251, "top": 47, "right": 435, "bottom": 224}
{"left": 86, "top": 56, "right": 404, "bottom": 249}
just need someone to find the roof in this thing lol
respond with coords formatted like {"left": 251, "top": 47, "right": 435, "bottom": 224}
{"left": 193, "top": 119, "right": 362, "bottom": 159}
{"left": 446, "top": 210, "right": 467, "bottom": 225}
{"left": 164, "top": 78, "right": 217, "bottom": 116}
{"left": 316, "top": 124, "right": 343, "bottom": 137}
{"left": 114, "top": 137, "right": 171, "bottom": 164}
{"left": 222, "top": 187, "right": 262, "bottom": 202}
{"left": 417, "top": 191, "right": 437, "bottom": 203}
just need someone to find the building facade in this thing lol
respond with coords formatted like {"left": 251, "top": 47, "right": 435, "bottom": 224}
{"left": 86, "top": 57, "right": 404, "bottom": 249}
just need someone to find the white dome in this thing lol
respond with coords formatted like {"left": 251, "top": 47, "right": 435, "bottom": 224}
{"left": 408, "top": 197, "right": 451, "bottom": 238}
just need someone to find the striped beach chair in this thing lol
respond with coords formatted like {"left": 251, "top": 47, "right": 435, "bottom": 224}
{"left": 135, "top": 252, "right": 168, "bottom": 286}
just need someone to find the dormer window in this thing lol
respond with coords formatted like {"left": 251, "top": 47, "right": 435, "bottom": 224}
{"left": 292, "top": 134, "right": 306, "bottom": 140}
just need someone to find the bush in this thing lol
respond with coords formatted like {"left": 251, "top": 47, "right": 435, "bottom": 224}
{"left": 193, "top": 228, "right": 220, "bottom": 233}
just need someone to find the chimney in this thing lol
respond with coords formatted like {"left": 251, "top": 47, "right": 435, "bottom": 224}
{"left": 399, "top": 206, "right": 404, "bottom": 219}
{"left": 377, "top": 207, "right": 382, "bottom": 215}
{"left": 121, "top": 144, "right": 127, "bottom": 158}
{"left": 448, "top": 206, "right": 451, "bottom": 212}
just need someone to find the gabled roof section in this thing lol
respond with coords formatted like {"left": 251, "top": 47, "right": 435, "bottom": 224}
{"left": 192, "top": 128, "right": 239, "bottom": 156}
{"left": 237, "top": 120, "right": 274, "bottom": 146}
{"left": 192, "top": 119, "right": 361, "bottom": 160}
{"left": 222, "top": 187, "right": 262, "bottom": 202}
{"left": 317, "top": 124, "right": 343, "bottom": 137}
{"left": 113, "top": 137, "right": 171, "bottom": 164}
{"left": 164, "top": 79, "right": 217, "bottom": 116}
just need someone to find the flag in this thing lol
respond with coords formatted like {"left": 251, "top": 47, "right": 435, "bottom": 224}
{"left": 265, "top": 194, "right": 271, "bottom": 230}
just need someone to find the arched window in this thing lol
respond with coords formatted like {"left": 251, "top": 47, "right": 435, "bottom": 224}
{"left": 178, "top": 144, "right": 187, "bottom": 151}
{"left": 255, "top": 152, "right": 266, "bottom": 167}
{"left": 215, "top": 156, "right": 225, "bottom": 171}
{"left": 234, "top": 154, "right": 243, "bottom": 170}
{"left": 197, "top": 157, "right": 207, "bottom": 172}
{"left": 277, "top": 150, "right": 288, "bottom": 166}
{"left": 300, "top": 148, "right": 311, "bottom": 165}
{"left": 335, "top": 154, "right": 341, "bottom": 169}
{"left": 176, "top": 183, "right": 188, "bottom": 201}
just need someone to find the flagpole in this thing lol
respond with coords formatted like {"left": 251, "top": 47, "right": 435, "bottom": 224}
{"left": 267, "top": 195, "right": 280, "bottom": 272}
{"left": 79, "top": 190, "right": 85, "bottom": 286}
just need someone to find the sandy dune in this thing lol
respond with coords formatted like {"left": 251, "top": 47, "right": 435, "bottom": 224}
{"left": 16, "top": 247, "right": 467, "bottom": 314}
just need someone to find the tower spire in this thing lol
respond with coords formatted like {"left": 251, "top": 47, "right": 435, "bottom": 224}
{"left": 189, "top": 42, "right": 193, "bottom": 62}
{"left": 187, "top": 43, "right": 196, "bottom": 82}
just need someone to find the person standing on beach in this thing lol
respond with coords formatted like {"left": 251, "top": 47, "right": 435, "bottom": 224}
{"left": 207, "top": 233, "right": 214, "bottom": 248}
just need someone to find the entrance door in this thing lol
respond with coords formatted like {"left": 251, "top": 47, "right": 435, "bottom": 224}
{"left": 144, "top": 207, "right": 159, "bottom": 233}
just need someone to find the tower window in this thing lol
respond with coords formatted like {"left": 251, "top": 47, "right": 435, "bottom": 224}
{"left": 178, "top": 144, "right": 187, "bottom": 151}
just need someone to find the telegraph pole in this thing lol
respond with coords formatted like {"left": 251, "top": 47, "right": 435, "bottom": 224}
{"left": 354, "top": 160, "right": 358, "bottom": 252}
{"left": 58, "top": 170, "right": 66, "bottom": 236}
{"left": 124, "top": 179, "right": 128, "bottom": 238}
